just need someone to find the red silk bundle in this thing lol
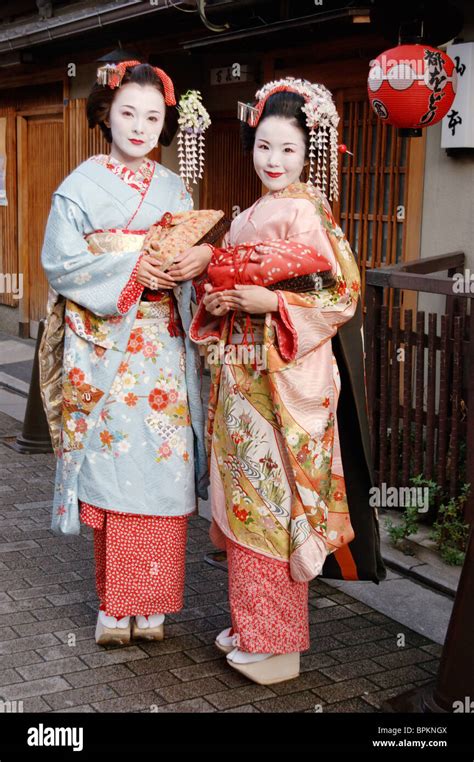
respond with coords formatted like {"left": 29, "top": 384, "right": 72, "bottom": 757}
{"left": 206, "top": 239, "right": 333, "bottom": 292}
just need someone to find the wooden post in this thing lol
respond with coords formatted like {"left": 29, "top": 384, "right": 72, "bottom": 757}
{"left": 364, "top": 281, "right": 382, "bottom": 471}
{"left": 16, "top": 115, "right": 29, "bottom": 338}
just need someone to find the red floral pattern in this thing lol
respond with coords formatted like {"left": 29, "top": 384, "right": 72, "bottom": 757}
{"left": 226, "top": 539, "right": 310, "bottom": 654}
{"left": 80, "top": 500, "right": 188, "bottom": 618}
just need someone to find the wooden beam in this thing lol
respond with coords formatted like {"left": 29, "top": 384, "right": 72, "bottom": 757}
{"left": 401, "top": 129, "right": 427, "bottom": 324}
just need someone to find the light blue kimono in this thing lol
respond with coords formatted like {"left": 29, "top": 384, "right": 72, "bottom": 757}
{"left": 41, "top": 157, "right": 209, "bottom": 536}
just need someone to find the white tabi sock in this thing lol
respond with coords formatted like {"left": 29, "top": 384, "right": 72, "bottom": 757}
{"left": 99, "top": 611, "right": 130, "bottom": 629}
{"left": 135, "top": 613, "right": 165, "bottom": 629}
{"left": 227, "top": 647, "right": 273, "bottom": 664}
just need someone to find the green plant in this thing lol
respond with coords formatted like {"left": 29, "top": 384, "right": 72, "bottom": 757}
{"left": 430, "top": 483, "right": 471, "bottom": 566}
{"left": 385, "top": 502, "right": 420, "bottom": 551}
{"left": 384, "top": 475, "right": 440, "bottom": 550}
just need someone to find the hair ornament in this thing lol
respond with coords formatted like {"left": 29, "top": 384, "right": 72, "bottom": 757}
{"left": 237, "top": 77, "right": 340, "bottom": 200}
{"left": 96, "top": 60, "right": 176, "bottom": 106}
{"left": 177, "top": 90, "right": 211, "bottom": 190}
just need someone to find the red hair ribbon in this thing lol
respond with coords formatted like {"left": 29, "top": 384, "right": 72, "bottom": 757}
{"left": 100, "top": 60, "right": 176, "bottom": 106}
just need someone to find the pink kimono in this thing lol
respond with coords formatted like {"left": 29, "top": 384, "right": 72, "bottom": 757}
{"left": 190, "top": 182, "right": 362, "bottom": 653}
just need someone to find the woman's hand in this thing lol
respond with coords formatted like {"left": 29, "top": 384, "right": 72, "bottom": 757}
{"left": 167, "top": 245, "right": 212, "bottom": 281}
{"left": 202, "top": 283, "right": 278, "bottom": 315}
{"left": 214, "top": 284, "right": 279, "bottom": 314}
{"left": 202, "top": 284, "right": 232, "bottom": 316}
{"left": 135, "top": 254, "right": 177, "bottom": 290}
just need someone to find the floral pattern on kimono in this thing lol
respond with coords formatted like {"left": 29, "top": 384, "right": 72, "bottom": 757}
{"left": 190, "top": 182, "right": 361, "bottom": 582}
{"left": 40, "top": 155, "right": 208, "bottom": 535}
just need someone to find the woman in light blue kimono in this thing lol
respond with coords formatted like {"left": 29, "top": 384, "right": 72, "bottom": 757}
{"left": 40, "top": 62, "right": 213, "bottom": 645}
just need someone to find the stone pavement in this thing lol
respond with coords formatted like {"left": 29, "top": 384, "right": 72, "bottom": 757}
{"left": 0, "top": 408, "right": 444, "bottom": 714}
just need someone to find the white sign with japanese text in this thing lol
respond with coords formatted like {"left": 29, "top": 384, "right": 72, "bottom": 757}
{"left": 441, "top": 42, "right": 474, "bottom": 148}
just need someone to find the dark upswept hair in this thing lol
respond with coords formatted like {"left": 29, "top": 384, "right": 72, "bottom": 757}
{"left": 240, "top": 91, "right": 310, "bottom": 158}
{"left": 86, "top": 62, "right": 178, "bottom": 147}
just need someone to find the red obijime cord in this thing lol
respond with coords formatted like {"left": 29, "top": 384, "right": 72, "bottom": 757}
{"left": 231, "top": 245, "right": 257, "bottom": 347}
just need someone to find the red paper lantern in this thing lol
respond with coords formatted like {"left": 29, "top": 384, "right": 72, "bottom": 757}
{"left": 367, "top": 44, "right": 457, "bottom": 129}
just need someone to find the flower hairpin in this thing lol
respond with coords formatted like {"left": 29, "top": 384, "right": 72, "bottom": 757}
{"left": 177, "top": 90, "right": 211, "bottom": 190}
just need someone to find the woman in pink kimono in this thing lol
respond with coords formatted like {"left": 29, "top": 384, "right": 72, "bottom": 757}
{"left": 190, "top": 78, "right": 378, "bottom": 685}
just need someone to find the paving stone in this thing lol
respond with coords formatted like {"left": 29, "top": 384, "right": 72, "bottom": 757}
{"left": 0, "top": 625, "right": 18, "bottom": 641}
{"left": 309, "top": 606, "right": 356, "bottom": 624}
{"left": 371, "top": 647, "right": 435, "bottom": 670}
{"left": 332, "top": 625, "right": 394, "bottom": 646}
{"left": 368, "top": 665, "right": 433, "bottom": 689}
{"left": 36, "top": 640, "right": 115, "bottom": 661}
{"left": 153, "top": 698, "right": 217, "bottom": 712}
{"left": 0, "top": 675, "right": 72, "bottom": 701}
{"left": 328, "top": 641, "right": 391, "bottom": 663}
{"left": 51, "top": 704, "right": 96, "bottom": 713}
{"left": 362, "top": 683, "right": 417, "bottom": 709}
{"left": 108, "top": 670, "right": 180, "bottom": 697}
{"left": 0, "top": 540, "right": 40, "bottom": 553}
{"left": 0, "top": 668, "right": 24, "bottom": 687}
{"left": 33, "top": 604, "right": 97, "bottom": 624}
{"left": 300, "top": 653, "right": 340, "bottom": 671}
{"left": 123, "top": 651, "right": 194, "bottom": 674}
{"left": 310, "top": 597, "right": 338, "bottom": 609}
{"left": 157, "top": 677, "right": 227, "bottom": 704}
{"left": 123, "top": 634, "right": 201, "bottom": 658}
{"left": 16, "top": 657, "right": 89, "bottom": 681}
{"left": 80, "top": 647, "right": 151, "bottom": 669}
{"left": 0, "top": 651, "right": 44, "bottom": 670}
{"left": 205, "top": 684, "right": 275, "bottom": 710}
{"left": 45, "top": 684, "right": 119, "bottom": 711}
{"left": 92, "top": 692, "right": 165, "bottom": 713}
{"left": 312, "top": 677, "right": 379, "bottom": 704}
{"left": 170, "top": 659, "right": 230, "bottom": 682}
{"left": 211, "top": 668, "right": 251, "bottom": 689}
{"left": 0, "top": 632, "right": 60, "bottom": 655}
{"left": 182, "top": 644, "right": 225, "bottom": 663}
{"left": 324, "top": 697, "right": 375, "bottom": 712}
{"left": 254, "top": 690, "right": 320, "bottom": 713}
{"left": 421, "top": 643, "right": 443, "bottom": 657}
{"left": 66, "top": 664, "right": 136, "bottom": 688}
{"left": 11, "top": 618, "right": 77, "bottom": 638}
{"left": 44, "top": 591, "right": 98, "bottom": 606}
{"left": 8, "top": 584, "right": 67, "bottom": 600}
{"left": 319, "top": 659, "right": 385, "bottom": 682}
{"left": 418, "top": 659, "right": 439, "bottom": 676}
{"left": 1, "top": 696, "right": 52, "bottom": 712}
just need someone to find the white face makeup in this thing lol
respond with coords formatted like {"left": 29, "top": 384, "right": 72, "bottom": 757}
{"left": 253, "top": 115, "right": 307, "bottom": 192}
{"left": 107, "top": 82, "right": 166, "bottom": 171}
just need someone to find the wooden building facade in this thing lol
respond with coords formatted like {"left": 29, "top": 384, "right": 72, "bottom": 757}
{"left": 0, "top": 1, "right": 427, "bottom": 337}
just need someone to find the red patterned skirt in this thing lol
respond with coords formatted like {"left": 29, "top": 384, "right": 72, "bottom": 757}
{"left": 80, "top": 501, "right": 188, "bottom": 618}
{"left": 226, "top": 539, "right": 310, "bottom": 654}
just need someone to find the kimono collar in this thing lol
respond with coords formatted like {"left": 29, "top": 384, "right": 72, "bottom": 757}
{"left": 91, "top": 154, "right": 155, "bottom": 196}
